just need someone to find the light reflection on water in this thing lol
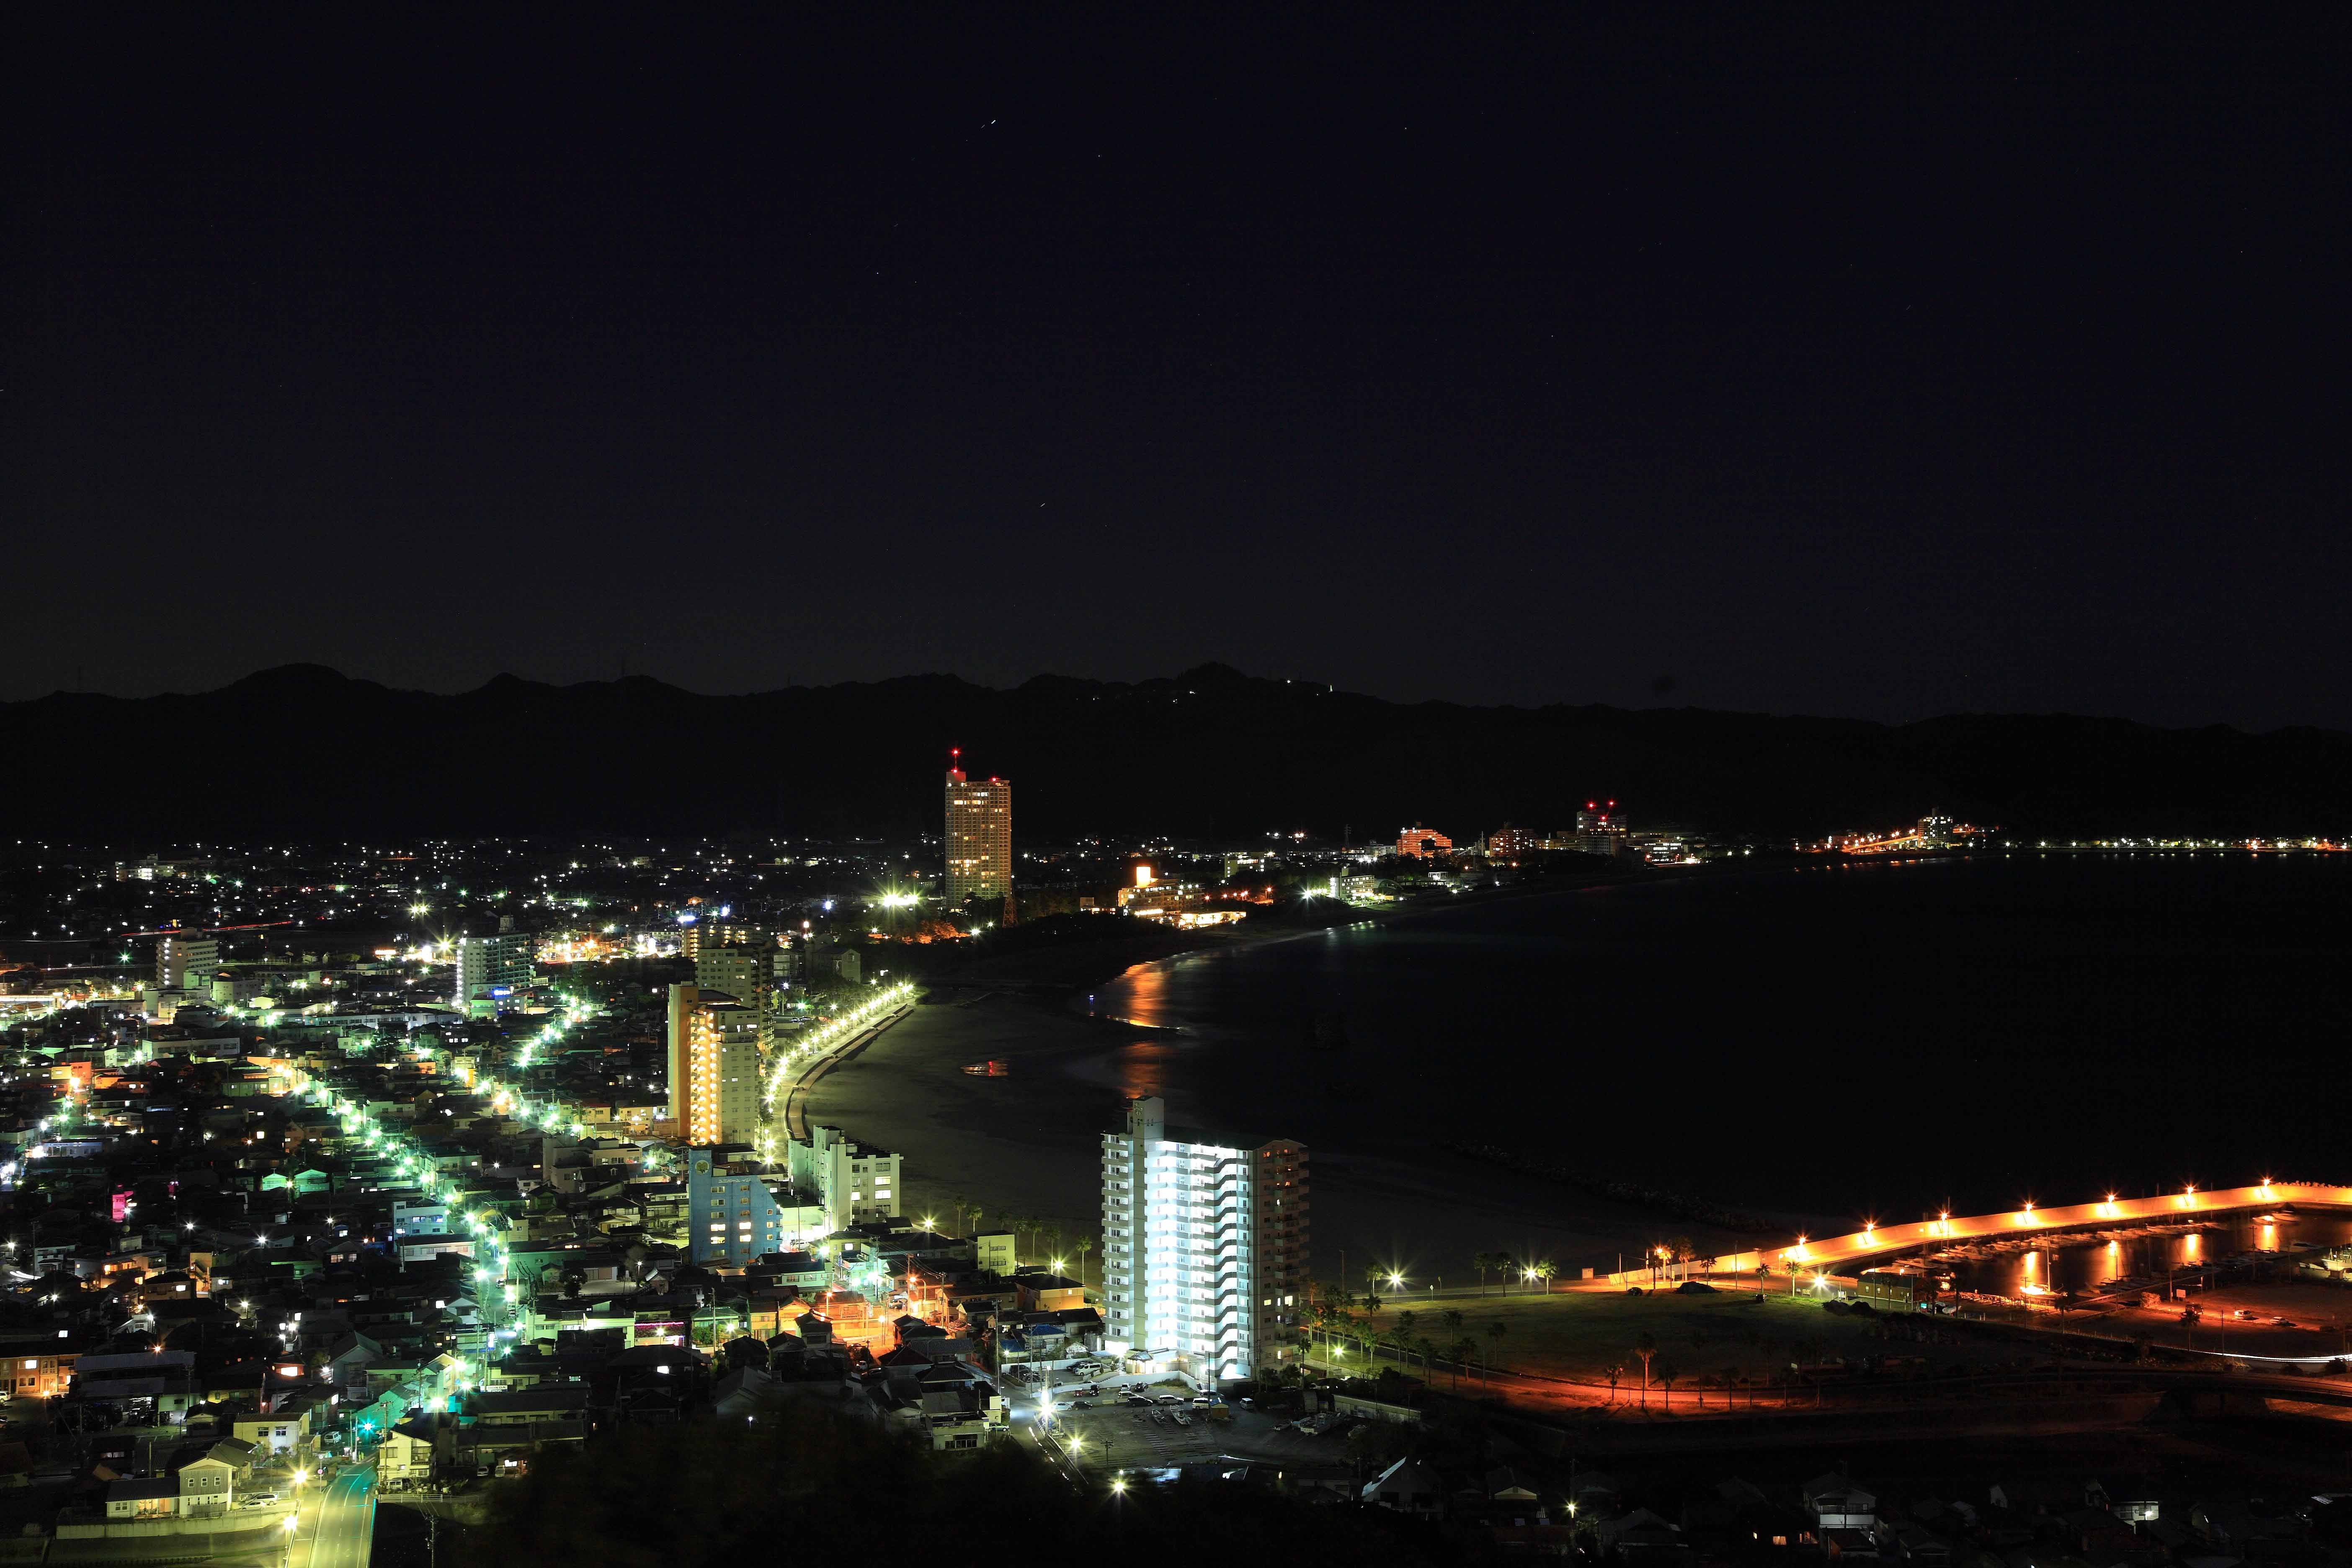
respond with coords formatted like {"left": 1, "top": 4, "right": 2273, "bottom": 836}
{"left": 1103, "top": 962, "right": 1173, "bottom": 1028}
{"left": 1114, "top": 1039, "right": 1173, "bottom": 1100}
{"left": 1942, "top": 1212, "right": 2350, "bottom": 1296}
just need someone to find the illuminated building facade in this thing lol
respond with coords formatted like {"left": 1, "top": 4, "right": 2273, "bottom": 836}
{"left": 1395, "top": 826, "right": 1452, "bottom": 858}
{"left": 694, "top": 939, "right": 774, "bottom": 1048}
{"left": 1574, "top": 801, "right": 1628, "bottom": 857}
{"left": 787, "top": 1124, "right": 902, "bottom": 1229}
{"left": 1485, "top": 825, "right": 1540, "bottom": 859}
{"left": 452, "top": 933, "right": 535, "bottom": 1014}
{"left": 1100, "top": 1095, "right": 1308, "bottom": 1382}
{"left": 666, "top": 983, "right": 762, "bottom": 1145}
{"left": 686, "top": 1147, "right": 820, "bottom": 1264}
{"left": 944, "top": 754, "right": 1013, "bottom": 909}
{"left": 155, "top": 934, "right": 219, "bottom": 991}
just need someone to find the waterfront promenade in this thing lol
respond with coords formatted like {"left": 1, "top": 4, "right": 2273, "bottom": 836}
{"left": 1610, "top": 1181, "right": 2349, "bottom": 1284}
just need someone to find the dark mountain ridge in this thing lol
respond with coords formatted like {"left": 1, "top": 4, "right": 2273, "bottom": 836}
{"left": 8, "top": 664, "right": 2346, "bottom": 843}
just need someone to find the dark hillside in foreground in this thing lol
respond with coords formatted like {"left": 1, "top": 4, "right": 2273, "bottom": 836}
{"left": 5, "top": 663, "right": 2346, "bottom": 842}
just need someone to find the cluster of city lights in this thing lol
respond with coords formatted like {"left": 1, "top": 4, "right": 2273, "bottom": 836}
{"left": 291, "top": 995, "right": 609, "bottom": 1411}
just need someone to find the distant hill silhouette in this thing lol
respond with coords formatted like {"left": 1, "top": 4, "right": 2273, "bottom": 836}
{"left": 6, "top": 663, "right": 2346, "bottom": 842}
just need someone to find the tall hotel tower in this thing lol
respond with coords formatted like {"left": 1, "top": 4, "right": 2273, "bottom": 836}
{"left": 666, "top": 983, "right": 762, "bottom": 1145}
{"left": 1100, "top": 1096, "right": 1309, "bottom": 1382}
{"left": 943, "top": 751, "right": 1013, "bottom": 912}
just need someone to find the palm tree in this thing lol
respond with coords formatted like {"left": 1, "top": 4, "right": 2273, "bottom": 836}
{"left": 1723, "top": 1362, "right": 1744, "bottom": 1408}
{"left": 1485, "top": 1318, "right": 1507, "bottom": 1375}
{"left": 1073, "top": 1235, "right": 1095, "bottom": 1289}
{"left": 1452, "top": 1336, "right": 1483, "bottom": 1388}
{"left": 1635, "top": 1330, "right": 1658, "bottom": 1407}
{"left": 1473, "top": 1252, "right": 1497, "bottom": 1294}
{"left": 1394, "top": 1310, "right": 1419, "bottom": 1371}
{"left": 1654, "top": 1356, "right": 1678, "bottom": 1411}
{"left": 1532, "top": 1259, "right": 1558, "bottom": 1295}
{"left": 1604, "top": 1362, "right": 1623, "bottom": 1404}
{"left": 1416, "top": 1335, "right": 1439, "bottom": 1381}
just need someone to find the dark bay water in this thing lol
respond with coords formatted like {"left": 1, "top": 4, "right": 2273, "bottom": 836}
{"left": 1085, "top": 854, "right": 2352, "bottom": 1228}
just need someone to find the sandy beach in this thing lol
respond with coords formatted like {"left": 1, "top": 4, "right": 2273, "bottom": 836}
{"left": 801, "top": 985, "right": 1802, "bottom": 1291}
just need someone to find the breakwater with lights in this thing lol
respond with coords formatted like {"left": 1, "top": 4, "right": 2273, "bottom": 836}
{"left": 1606, "top": 1181, "right": 2352, "bottom": 1284}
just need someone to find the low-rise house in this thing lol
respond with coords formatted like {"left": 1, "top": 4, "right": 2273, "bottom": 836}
{"left": 7, "top": 1344, "right": 83, "bottom": 1400}
{"left": 105, "top": 1478, "right": 181, "bottom": 1520}
{"left": 2059, "top": 1506, "right": 2150, "bottom": 1564}
{"left": 1805, "top": 1473, "right": 1879, "bottom": 1532}
{"left": 231, "top": 1404, "right": 312, "bottom": 1457}
{"left": 463, "top": 1386, "right": 591, "bottom": 1426}
{"left": 1895, "top": 1523, "right": 1957, "bottom": 1568}
{"left": 1363, "top": 1456, "right": 1449, "bottom": 1516}
{"left": 380, "top": 1417, "right": 436, "bottom": 1491}
{"left": 173, "top": 1438, "right": 255, "bottom": 1517}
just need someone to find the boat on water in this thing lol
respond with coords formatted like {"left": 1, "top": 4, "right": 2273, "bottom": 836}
{"left": 962, "top": 1060, "right": 1012, "bottom": 1077}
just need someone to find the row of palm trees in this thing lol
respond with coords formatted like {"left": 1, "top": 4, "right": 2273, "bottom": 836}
{"left": 1304, "top": 1293, "right": 1513, "bottom": 1389}
{"left": 934, "top": 1195, "right": 1096, "bottom": 1285}
{"left": 1470, "top": 1253, "right": 1558, "bottom": 1292}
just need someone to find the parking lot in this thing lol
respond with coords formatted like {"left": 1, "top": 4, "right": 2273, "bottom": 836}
{"left": 1033, "top": 1380, "right": 1350, "bottom": 1472}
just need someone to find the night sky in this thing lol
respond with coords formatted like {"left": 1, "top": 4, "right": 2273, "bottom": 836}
{"left": 5, "top": 11, "right": 2343, "bottom": 728}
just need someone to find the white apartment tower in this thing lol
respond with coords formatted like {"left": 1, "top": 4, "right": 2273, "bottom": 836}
{"left": 453, "top": 933, "right": 536, "bottom": 1013}
{"left": 1100, "top": 1095, "right": 1308, "bottom": 1382}
{"left": 787, "top": 1124, "right": 902, "bottom": 1229}
{"left": 155, "top": 933, "right": 220, "bottom": 991}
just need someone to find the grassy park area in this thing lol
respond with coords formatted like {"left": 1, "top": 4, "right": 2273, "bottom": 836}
{"left": 1309, "top": 1282, "right": 2045, "bottom": 1407}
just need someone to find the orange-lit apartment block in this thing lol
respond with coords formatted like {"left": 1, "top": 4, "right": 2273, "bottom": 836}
{"left": 1395, "top": 826, "right": 1453, "bottom": 858}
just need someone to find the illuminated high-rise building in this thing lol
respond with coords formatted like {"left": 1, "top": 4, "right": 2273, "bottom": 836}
{"left": 155, "top": 933, "right": 220, "bottom": 991}
{"left": 1100, "top": 1095, "right": 1308, "bottom": 1381}
{"left": 666, "top": 983, "right": 763, "bottom": 1145}
{"left": 453, "top": 933, "right": 536, "bottom": 1014}
{"left": 1575, "top": 800, "right": 1629, "bottom": 857}
{"left": 694, "top": 934, "right": 775, "bottom": 1047}
{"left": 1395, "top": 826, "right": 1452, "bottom": 858}
{"left": 944, "top": 751, "right": 1013, "bottom": 910}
